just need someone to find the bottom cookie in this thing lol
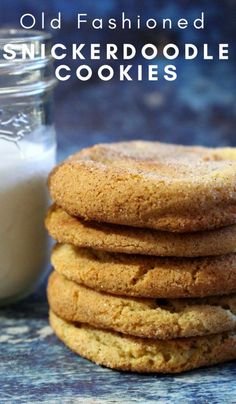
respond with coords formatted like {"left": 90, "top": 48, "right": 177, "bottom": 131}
{"left": 49, "top": 310, "right": 236, "bottom": 373}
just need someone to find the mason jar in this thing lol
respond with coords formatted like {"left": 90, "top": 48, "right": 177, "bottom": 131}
{"left": 0, "top": 29, "right": 56, "bottom": 305}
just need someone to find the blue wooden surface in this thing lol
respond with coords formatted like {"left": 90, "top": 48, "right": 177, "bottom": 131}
{"left": 0, "top": 283, "right": 236, "bottom": 404}
{"left": 0, "top": 284, "right": 236, "bottom": 404}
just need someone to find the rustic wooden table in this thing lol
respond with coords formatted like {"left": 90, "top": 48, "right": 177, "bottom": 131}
{"left": 0, "top": 285, "right": 236, "bottom": 404}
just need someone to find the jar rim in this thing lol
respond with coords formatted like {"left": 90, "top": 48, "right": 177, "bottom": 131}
{"left": 0, "top": 29, "right": 51, "bottom": 44}
{"left": 0, "top": 29, "right": 56, "bottom": 96}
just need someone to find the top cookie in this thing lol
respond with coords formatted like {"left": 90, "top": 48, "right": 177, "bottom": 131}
{"left": 49, "top": 141, "right": 236, "bottom": 232}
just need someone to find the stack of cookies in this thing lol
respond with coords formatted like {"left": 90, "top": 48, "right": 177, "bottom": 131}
{"left": 46, "top": 141, "right": 236, "bottom": 373}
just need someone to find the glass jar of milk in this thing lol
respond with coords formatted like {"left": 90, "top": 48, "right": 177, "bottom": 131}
{"left": 0, "top": 30, "right": 56, "bottom": 304}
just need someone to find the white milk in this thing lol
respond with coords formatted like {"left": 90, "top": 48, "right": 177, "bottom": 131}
{"left": 0, "top": 138, "right": 56, "bottom": 301}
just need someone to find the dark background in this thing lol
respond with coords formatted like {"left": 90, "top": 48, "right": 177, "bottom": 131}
{"left": 0, "top": 0, "right": 235, "bottom": 158}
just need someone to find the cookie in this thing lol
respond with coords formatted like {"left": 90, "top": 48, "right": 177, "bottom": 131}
{"left": 49, "top": 311, "right": 236, "bottom": 373}
{"left": 52, "top": 244, "right": 236, "bottom": 298}
{"left": 46, "top": 205, "right": 236, "bottom": 257}
{"left": 48, "top": 141, "right": 236, "bottom": 232}
{"left": 48, "top": 271, "right": 236, "bottom": 339}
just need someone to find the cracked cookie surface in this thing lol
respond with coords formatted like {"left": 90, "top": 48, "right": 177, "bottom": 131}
{"left": 48, "top": 141, "right": 236, "bottom": 232}
{"left": 48, "top": 271, "right": 236, "bottom": 339}
{"left": 52, "top": 244, "right": 236, "bottom": 298}
{"left": 49, "top": 310, "right": 236, "bottom": 373}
